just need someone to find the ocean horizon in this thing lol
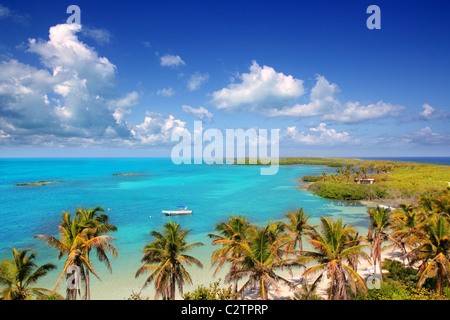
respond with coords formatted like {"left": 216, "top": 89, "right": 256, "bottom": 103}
{"left": 0, "top": 156, "right": 448, "bottom": 299}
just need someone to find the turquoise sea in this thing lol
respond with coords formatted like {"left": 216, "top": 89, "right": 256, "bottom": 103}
{"left": 0, "top": 157, "right": 445, "bottom": 299}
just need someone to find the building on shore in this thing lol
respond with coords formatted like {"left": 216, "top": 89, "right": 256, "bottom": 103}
{"left": 354, "top": 176, "right": 375, "bottom": 185}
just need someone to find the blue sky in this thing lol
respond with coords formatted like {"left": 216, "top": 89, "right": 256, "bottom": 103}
{"left": 0, "top": 0, "right": 449, "bottom": 158}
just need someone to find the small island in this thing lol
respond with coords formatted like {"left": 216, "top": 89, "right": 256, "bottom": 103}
{"left": 15, "top": 180, "right": 65, "bottom": 187}
{"left": 112, "top": 173, "right": 143, "bottom": 176}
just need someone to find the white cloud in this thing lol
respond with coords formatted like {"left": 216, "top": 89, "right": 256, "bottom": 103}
{"left": 0, "top": 4, "right": 30, "bottom": 24}
{"left": 267, "top": 76, "right": 404, "bottom": 123}
{"left": 405, "top": 127, "right": 450, "bottom": 145}
{"left": 115, "top": 91, "right": 139, "bottom": 109}
{"left": 211, "top": 60, "right": 305, "bottom": 111}
{"left": 267, "top": 75, "right": 340, "bottom": 117}
{"left": 130, "top": 113, "right": 189, "bottom": 145}
{"left": 211, "top": 62, "right": 405, "bottom": 123}
{"left": 187, "top": 72, "right": 209, "bottom": 91}
{"left": 156, "top": 87, "right": 176, "bottom": 97}
{"left": 0, "top": 59, "right": 58, "bottom": 129}
{"left": 0, "top": 23, "right": 188, "bottom": 147}
{"left": 418, "top": 103, "right": 449, "bottom": 121}
{"left": 0, "top": 4, "right": 11, "bottom": 18}
{"left": 81, "top": 26, "right": 112, "bottom": 45}
{"left": 160, "top": 54, "right": 186, "bottom": 67}
{"left": 375, "top": 126, "right": 450, "bottom": 147}
{"left": 282, "top": 123, "right": 352, "bottom": 145}
{"left": 112, "top": 91, "right": 139, "bottom": 124}
{"left": 420, "top": 104, "right": 435, "bottom": 120}
{"left": 23, "top": 23, "right": 118, "bottom": 137}
{"left": 323, "top": 101, "right": 405, "bottom": 123}
{"left": 182, "top": 105, "right": 213, "bottom": 122}
{"left": 0, "top": 128, "right": 11, "bottom": 140}
{"left": 28, "top": 24, "right": 117, "bottom": 90}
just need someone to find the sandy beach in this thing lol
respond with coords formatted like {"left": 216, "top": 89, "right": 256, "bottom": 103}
{"left": 247, "top": 247, "right": 405, "bottom": 300}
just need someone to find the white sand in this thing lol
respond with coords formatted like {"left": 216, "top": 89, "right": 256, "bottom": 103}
{"left": 246, "top": 247, "right": 406, "bottom": 300}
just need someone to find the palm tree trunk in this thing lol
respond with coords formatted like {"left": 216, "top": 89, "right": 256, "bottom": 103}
{"left": 84, "top": 250, "right": 91, "bottom": 300}
{"left": 378, "top": 247, "right": 383, "bottom": 282}
{"left": 260, "top": 276, "right": 267, "bottom": 300}
{"left": 400, "top": 242, "right": 407, "bottom": 266}
{"left": 85, "top": 269, "right": 90, "bottom": 300}
{"left": 232, "top": 253, "right": 241, "bottom": 294}
{"left": 171, "top": 273, "right": 176, "bottom": 300}
{"left": 72, "top": 286, "right": 77, "bottom": 300}
{"left": 437, "top": 265, "right": 443, "bottom": 295}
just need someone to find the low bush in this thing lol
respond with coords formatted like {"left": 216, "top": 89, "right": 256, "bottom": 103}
{"left": 301, "top": 176, "right": 322, "bottom": 182}
{"left": 183, "top": 280, "right": 234, "bottom": 300}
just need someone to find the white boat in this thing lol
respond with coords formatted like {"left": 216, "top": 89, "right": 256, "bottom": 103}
{"left": 162, "top": 206, "right": 193, "bottom": 216}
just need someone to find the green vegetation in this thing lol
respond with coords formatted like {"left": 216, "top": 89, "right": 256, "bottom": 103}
{"left": 367, "top": 206, "right": 392, "bottom": 282}
{"left": 223, "top": 221, "right": 302, "bottom": 300}
{"left": 287, "top": 157, "right": 450, "bottom": 202}
{"left": 0, "top": 248, "right": 56, "bottom": 300}
{"left": 359, "top": 281, "right": 449, "bottom": 300}
{"left": 356, "top": 259, "right": 449, "bottom": 300}
{"left": 127, "top": 290, "right": 151, "bottom": 300}
{"left": 301, "top": 176, "right": 322, "bottom": 182}
{"left": 357, "top": 190, "right": 450, "bottom": 300}
{"left": 33, "top": 206, "right": 118, "bottom": 300}
{"left": 300, "top": 217, "right": 368, "bottom": 300}
{"left": 135, "top": 221, "right": 204, "bottom": 300}
{"left": 278, "top": 157, "right": 363, "bottom": 167}
{"left": 240, "top": 157, "right": 450, "bottom": 202}
{"left": 183, "top": 280, "right": 234, "bottom": 300}
{"left": 207, "top": 215, "right": 253, "bottom": 294}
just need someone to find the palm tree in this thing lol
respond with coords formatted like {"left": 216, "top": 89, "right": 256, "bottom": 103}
{"left": 360, "top": 166, "right": 369, "bottom": 179}
{"left": 77, "top": 206, "right": 118, "bottom": 236}
{"left": 410, "top": 216, "right": 450, "bottom": 295}
{"left": 367, "top": 206, "right": 392, "bottom": 282}
{"left": 136, "top": 221, "right": 204, "bottom": 300}
{"left": 343, "top": 166, "right": 353, "bottom": 181}
{"left": 228, "top": 223, "right": 303, "bottom": 300}
{"left": 428, "top": 188, "right": 450, "bottom": 218}
{"left": 418, "top": 193, "right": 436, "bottom": 216}
{"left": 345, "top": 231, "right": 366, "bottom": 272}
{"left": 34, "top": 210, "right": 117, "bottom": 300}
{"left": 76, "top": 206, "right": 118, "bottom": 300}
{"left": 207, "top": 215, "right": 254, "bottom": 294}
{"left": 0, "top": 248, "right": 56, "bottom": 300}
{"left": 300, "top": 217, "right": 368, "bottom": 300}
{"left": 391, "top": 203, "right": 424, "bottom": 266}
{"left": 282, "top": 208, "right": 313, "bottom": 252}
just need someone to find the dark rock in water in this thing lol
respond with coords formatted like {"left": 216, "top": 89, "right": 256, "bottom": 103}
{"left": 112, "top": 173, "right": 142, "bottom": 176}
{"left": 16, "top": 181, "right": 65, "bottom": 187}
